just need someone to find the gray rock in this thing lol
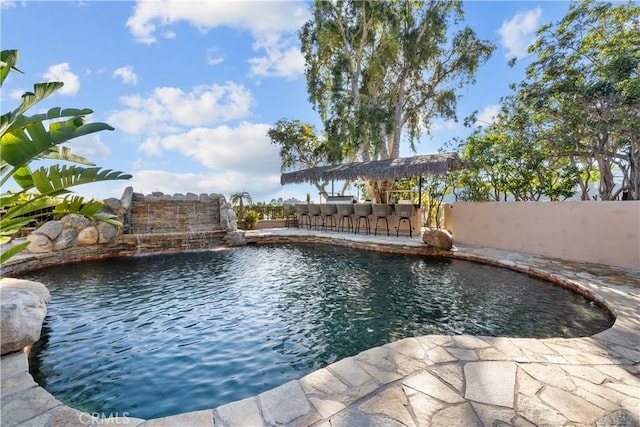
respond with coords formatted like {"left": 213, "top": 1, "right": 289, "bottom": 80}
{"left": 0, "top": 386, "right": 61, "bottom": 425}
{"left": 259, "top": 381, "right": 315, "bottom": 425}
{"left": 464, "top": 361, "right": 517, "bottom": 407}
{"left": 53, "top": 228, "right": 77, "bottom": 251}
{"left": 60, "top": 214, "right": 90, "bottom": 231}
{"left": 27, "top": 234, "right": 52, "bottom": 253}
{"left": 102, "top": 197, "right": 122, "bottom": 212}
{"left": 1, "top": 288, "right": 47, "bottom": 355}
{"left": 199, "top": 194, "right": 210, "bottom": 202}
{"left": 422, "top": 228, "right": 453, "bottom": 250}
{"left": 33, "top": 221, "right": 63, "bottom": 240}
{"left": 0, "top": 278, "right": 50, "bottom": 303}
{"left": 77, "top": 226, "right": 99, "bottom": 245}
{"left": 185, "top": 192, "right": 198, "bottom": 200}
{"left": 97, "top": 221, "right": 118, "bottom": 243}
{"left": 596, "top": 409, "right": 640, "bottom": 427}
{"left": 120, "top": 186, "right": 134, "bottom": 208}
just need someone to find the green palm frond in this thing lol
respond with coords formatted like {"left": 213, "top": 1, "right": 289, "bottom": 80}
{"left": 0, "top": 49, "right": 22, "bottom": 86}
{"left": 42, "top": 145, "right": 95, "bottom": 165}
{"left": 29, "top": 165, "right": 132, "bottom": 195}
{"left": 1, "top": 107, "right": 114, "bottom": 185}
{"left": 0, "top": 82, "right": 64, "bottom": 136}
{"left": 0, "top": 242, "right": 29, "bottom": 264}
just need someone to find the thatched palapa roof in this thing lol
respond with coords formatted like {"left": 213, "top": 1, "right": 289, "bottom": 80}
{"left": 280, "top": 152, "right": 459, "bottom": 185}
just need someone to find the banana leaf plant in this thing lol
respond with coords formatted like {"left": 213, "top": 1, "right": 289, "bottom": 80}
{"left": 1, "top": 49, "right": 132, "bottom": 264}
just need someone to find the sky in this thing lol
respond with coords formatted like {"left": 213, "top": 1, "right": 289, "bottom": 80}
{"left": 1, "top": 0, "right": 573, "bottom": 204}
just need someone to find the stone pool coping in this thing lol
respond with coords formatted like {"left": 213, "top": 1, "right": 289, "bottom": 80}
{"left": 1, "top": 227, "right": 639, "bottom": 426}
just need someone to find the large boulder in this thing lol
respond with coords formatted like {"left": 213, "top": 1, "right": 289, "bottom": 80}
{"left": 60, "top": 214, "right": 91, "bottom": 231}
{"left": 53, "top": 228, "right": 78, "bottom": 251}
{"left": 422, "top": 228, "right": 453, "bottom": 251}
{"left": 26, "top": 233, "right": 52, "bottom": 253}
{"left": 77, "top": 226, "right": 99, "bottom": 245}
{"left": 0, "top": 279, "right": 50, "bottom": 355}
{"left": 33, "top": 221, "right": 63, "bottom": 240}
{"left": 97, "top": 221, "right": 118, "bottom": 243}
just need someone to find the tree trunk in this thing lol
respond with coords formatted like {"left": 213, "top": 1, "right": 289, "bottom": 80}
{"left": 596, "top": 153, "right": 615, "bottom": 201}
{"left": 365, "top": 179, "right": 394, "bottom": 203}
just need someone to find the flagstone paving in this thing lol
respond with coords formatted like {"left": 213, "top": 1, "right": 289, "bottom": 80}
{"left": 1, "top": 228, "right": 639, "bottom": 426}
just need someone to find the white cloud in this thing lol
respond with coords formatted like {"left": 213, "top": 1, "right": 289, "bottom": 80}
{"left": 248, "top": 32, "right": 305, "bottom": 80}
{"left": 65, "top": 134, "right": 111, "bottom": 159}
{"left": 126, "top": 0, "right": 309, "bottom": 79}
{"left": 127, "top": 1, "right": 307, "bottom": 43}
{"left": 0, "top": 1, "right": 17, "bottom": 10}
{"left": 126, "top": 169, "right": 282, "bottom": 202}
{"left": 162, "top": 30, "right": 176, "bottom": 40}
{"left": 206, "top": 47, "right": 224, "bottom": 66}
{"left": 41, "top": 63, "right": 80, "bottom": 95}
{"left": 108, "top": 82, "right": 254, "bottom": 134}
{"left": 429, "top": 119, "right": 460, "bottom": 132}
{"left": 475, "top": 104, "right": 501, "bottom": 127}
{"left": 498, "top": 8, "right": 542, "bottom": 59}
{"left": 113, "top": 65, "right": 138, "bottom": 85}
{"left": 139, "top": 122, "right": 279, "bottom": 174}
{"left": 9, "top": 88, "right": 24, "bottom": 100}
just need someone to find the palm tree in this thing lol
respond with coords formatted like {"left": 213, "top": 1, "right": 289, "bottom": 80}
{"left": 230, "top": 191, "right": 252, "bottom": 221}
{"left": 1, "top": 49, "right": 131, "bottom": 263}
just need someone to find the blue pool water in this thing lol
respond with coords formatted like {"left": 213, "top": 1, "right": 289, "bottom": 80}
{"left": 25, "top": 244, "right": 613, "bottom": 419}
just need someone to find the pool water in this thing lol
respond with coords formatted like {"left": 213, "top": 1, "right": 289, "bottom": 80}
{"left": 25, "top": 244, "right": 613, "bottom": 419}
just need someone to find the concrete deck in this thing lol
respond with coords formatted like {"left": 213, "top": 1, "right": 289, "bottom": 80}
{"left": 1, "top": 228, "right": 639, "bottom": 426}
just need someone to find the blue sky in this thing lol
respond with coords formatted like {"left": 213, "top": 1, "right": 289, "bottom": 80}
{"left": 1, "top": 0, "right": 572, "bottom": 203}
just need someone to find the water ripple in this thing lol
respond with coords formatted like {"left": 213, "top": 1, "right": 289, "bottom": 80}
{"left": 24, "top": 244, "right": 613, "bottom": 420}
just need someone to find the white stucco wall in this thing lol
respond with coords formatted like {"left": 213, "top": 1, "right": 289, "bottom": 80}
{"left": 444, "top": 201, "right": 640, "bottom": 269}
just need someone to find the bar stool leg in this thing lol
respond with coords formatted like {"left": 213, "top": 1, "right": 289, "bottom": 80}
{"left": 374, "top": 216, "right": 389, "bottom": 236}
{"left": 396, "top": 217, "right": 412, "bottom": 237}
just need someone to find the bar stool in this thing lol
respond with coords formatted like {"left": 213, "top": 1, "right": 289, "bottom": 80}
{"left": 320, "top": 203, "right": 338, "bottom": 231}
{"left": 308, "top": 203, "right": 323, "bottom": 230}
{"left": 337, "top": 203, "right": 354, "bottom": 232}
{"left": 372, "top": 203, "right": 393, "bottom": 236}
{"left": 353, "top": 203, "right": 372, "bottom": 234}
{"left": 284, "top": 204, "right": 297, "bottom": 228}
{"left": 395, "top": 204, "right": 415, "bottom": 237}
{"left": 295, "top": 204, "right": 310, "bottom": 229}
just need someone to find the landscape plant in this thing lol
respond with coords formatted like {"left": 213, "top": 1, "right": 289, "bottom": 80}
{"left": 0, "top": 49, "right": 131, "bottom": 263}
{"left": 503, "top": 0, "right": 638, "bottom": 200}
{"left": 241, "top": 210, "right": 258, "bottom": 230}
{"left": 230, "top": 191, "right": 252, "bottom": 222}
{"left": 300, "top": 0, "right": 494, "bottom": 202}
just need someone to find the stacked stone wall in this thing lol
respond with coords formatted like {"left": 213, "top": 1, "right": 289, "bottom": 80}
{"left": 128, "top": 192, "right": 222, "bottom": 234}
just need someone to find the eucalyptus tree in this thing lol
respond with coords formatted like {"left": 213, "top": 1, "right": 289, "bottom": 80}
{"left": 1, "top": 49, "right": 131, "bottom": 263}
{"left": 267, "top": 118, "right": 343, "bottom": 200}
{"left": 300, "top": 0, "right": 494, "bottom": 202}
{"left": 518, "top": 0, "right": 640, "bottom": 200}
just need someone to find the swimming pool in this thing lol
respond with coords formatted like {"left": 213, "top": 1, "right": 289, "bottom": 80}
{"left": 24, "top": 244, "right": 613, "bottom": 419}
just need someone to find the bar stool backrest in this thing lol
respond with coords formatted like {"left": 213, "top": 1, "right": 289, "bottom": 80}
{"left": 395, "top": 204, "right": 414, "bottom": 218}
{"left": 372, "top": 203, "right": 392, "bottom": 217}
{"left": 337, "top": 203, "right": 354, "bottom": 216}
{"left": 308, "top": 203, "right": 322, "bottom": 215}
{"left": 320, "top": 203, "right": 337, "bottom": 215}
{"left": 295, "top": 204, "right": 309, "bottom": 215}
{"left": 354, "top": 203, "right": 373, "bottom": 216}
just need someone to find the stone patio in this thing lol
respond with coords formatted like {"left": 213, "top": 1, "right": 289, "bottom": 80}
{"left": 1, "top": 228, "right": 639, "bottom": 426}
